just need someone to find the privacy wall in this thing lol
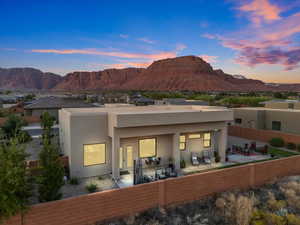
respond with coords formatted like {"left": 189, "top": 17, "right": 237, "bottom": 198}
{"left": 6, "top": 156, "right": 300, "bottom": 225}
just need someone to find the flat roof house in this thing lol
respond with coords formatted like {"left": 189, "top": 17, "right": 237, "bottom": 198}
{"left": 233, "top": 107, "right": 300, "bottom": 134}
{"left": 59, "top": 105, "right": 233, "bottom": 182}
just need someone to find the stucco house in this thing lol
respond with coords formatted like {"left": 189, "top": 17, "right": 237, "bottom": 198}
{"left": 233, "top": 107, "right": 300, "bottom": 134}
{"left": 59, "top": 105, "right": 233, "bottom": 181}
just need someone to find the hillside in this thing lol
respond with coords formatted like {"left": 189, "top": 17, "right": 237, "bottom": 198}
{"left": 0, "top": 67, "right": 62, "bottom": 90}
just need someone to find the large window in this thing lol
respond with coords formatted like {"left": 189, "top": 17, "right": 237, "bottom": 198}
{"left": 179, "top": 135, "right": 186, "bottom": 151}
{"left": 139, "top": 138, "right": 156, "bottom": 158}
{"left": 203, "top": 133, "right": 211, "bottom": 148}
{"left": 83, "top": 143, "right": 106, "bottom": 166}
{"left": 272, "top": 121, "right": 281, "bottom": 131}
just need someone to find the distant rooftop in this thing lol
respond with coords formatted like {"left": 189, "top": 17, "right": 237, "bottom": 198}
{"left": 24, "top": 96, "right": 97, "bottom": 109}
{"left": 260, "top": 99, "right": 300, "bottom": 104}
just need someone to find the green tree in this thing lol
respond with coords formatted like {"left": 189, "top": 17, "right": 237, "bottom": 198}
{"left": 38, "top": 140, "right": 65, "bottom": 202}
{"left": 40, "top": 112, "right": 55, "bottom": 144}
{"left": 1, "top": 115, "right": 30, "bottom": 143}
{"left": 0, "top": 140, "right": 32, "bottom": 224}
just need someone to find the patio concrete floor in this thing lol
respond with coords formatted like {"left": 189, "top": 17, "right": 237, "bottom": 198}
{"left": 61, "top": 175, "right": 118, "bottom": 199}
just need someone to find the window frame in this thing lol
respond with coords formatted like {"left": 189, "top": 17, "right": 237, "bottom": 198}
{"left": 179, "top": 135, "right": 186, "bottom": 151}
{"left": 138, "top": 137, "right": 157, "bottom": 158}
{"left": 203, "top": 132, "right": 211, "bottom": 148}
{"left": 188, "top": 133, "right": 201, "bottom": 139}
{"left": 83, "top": 143, "right": 106, "bottom": 167}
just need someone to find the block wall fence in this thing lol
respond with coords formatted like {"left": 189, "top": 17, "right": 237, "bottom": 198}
{"left": 5, "top": 156, "right": 300, "bottom": 225}
{"left": 229, "top": 125, "right": 300, "bottom": 144}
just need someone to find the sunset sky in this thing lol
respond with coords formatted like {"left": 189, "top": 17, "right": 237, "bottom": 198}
{"left": 0, "top": 0, "right": 300, "bottom": 83}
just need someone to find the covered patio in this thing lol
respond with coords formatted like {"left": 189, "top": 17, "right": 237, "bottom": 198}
{"left": 113, "top": 124, "right": 229, "bottom": 187}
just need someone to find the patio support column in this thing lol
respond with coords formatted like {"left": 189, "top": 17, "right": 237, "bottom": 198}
{"left": 172, "top": 132, "right": 180, "bottom": 171}
{"left": 218, "top": 126, "right": 228, "bottom": 163}
{"left": 112, "top": 132, "right": 120, "bottom": 180}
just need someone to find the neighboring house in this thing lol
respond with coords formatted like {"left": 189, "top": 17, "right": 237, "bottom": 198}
{"left": 0, "top": 95, "right": 18, "bottom": 104}
{"left": 233, "top": 107, "right": 300, "bottom": 134}
{"left": 59, "top": 105, "right": 233, "bottom": 179}
{"left": 260, "top": 99, "right": 300, "bottom": 109}
{"left": 155, "top": 98, "right": 208, "bottom": 106}
{"left": 130, "top": 96, "right": 154, "bottom": 106}
{"left": 101, "top": 93, "right": 130, "bottom": 104}
{"left": 24, "top": 96, "right": 97, "bottom": 121}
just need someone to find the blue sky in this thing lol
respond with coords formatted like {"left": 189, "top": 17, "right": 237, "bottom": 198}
{"left": 0, "top": 0, "right": 300, "bottom": 83}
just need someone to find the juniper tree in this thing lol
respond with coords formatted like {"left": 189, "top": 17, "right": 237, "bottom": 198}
{"left": 38, "top": 139, "right": 64, "bottom": 202}
{"left": 0, "top": 140, "right": 32, "bottom": 224}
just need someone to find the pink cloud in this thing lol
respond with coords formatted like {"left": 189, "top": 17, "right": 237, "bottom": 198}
{"left": 31, "top": 49, "right": 176, "bottom": 60}
{"left": 221, "top": 38, "right": 291, "bottom": 50}
{"left": 236, "top": 47, "right": 300, "bottom": 70}
{"left": 239, "top": 0, "right": 282, "bottom": 25}
{"left": 262, "top": 12, "right": 300, "bottom": 40}
{"left": 206, "top": 2, "right": 300, "bottom": 71}
{"left": 198, "top": 55, "right": 218, "bottom": 63}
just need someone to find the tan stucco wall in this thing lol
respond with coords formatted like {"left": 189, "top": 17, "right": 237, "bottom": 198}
{"left": 265, "top": 102, "right": 290, "bottom": 109}
{"left": 68, "top": 113, "right": 112, "bottom": 178}
{"left": 233, "top": 108, "right": 300, "bottom": 135}
{"left": 294, "top": 103, "right": 300, "bottom": 110}
{"left": 233, "top": 108, "right": 265, "bottom": 129}
{"left": 265, "top": 110, "right": 300, "bottom": 134}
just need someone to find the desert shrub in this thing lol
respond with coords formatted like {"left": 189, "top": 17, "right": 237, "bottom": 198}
{"left": 280, "top": 181, "right": 300, "bottom": 210}
{"left": 286, "top": 142, "right": 296, "bottom": 150}
{"left": 86, "top": 183, "right": 98, "bottom": 193}
{"left": 69, "top": 177, "right": 79, "bottom": 185}
{"left": 267, "top": 192, "right": 287, "bottom": 212}
{"left": 286, "top": 214, "right": 300, "bottom": 225}
{"left": 251, "top": 210, "right": 285, "bottom": 225}
{"left": 215, "top": 192, "right": 255, "bottom": 225}
{"left": 269, "top": 138, "right": 285, "bottom": 147}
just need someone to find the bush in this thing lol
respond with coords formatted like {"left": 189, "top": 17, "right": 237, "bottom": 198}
{"left": 98, "top": 176, "right": 104, "bottom": 180}
{"left": 180, "top": 159, "right": 186, "bottom": 168}
{"left": 286, "top": 142, "right": 296, "bottom": 150}
{"left": 297, "top": 144, "right": 300, "bottom": 152}
{"left": 86, "top": 183, "right": 98, "bottom": 193}
{"left": 69, "top": 177, "right": 79, "bottom": 185}
{"left": 269, "top": 138, "right": 285, "bottom": 147}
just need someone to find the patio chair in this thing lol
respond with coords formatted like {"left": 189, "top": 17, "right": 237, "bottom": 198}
{"left": 203, "top": 150, "right": 212, "bottom": 164}
{"left": 191, "top": 152, "right": 200, "bottom": 165}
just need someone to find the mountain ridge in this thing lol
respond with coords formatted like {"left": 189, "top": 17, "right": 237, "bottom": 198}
{"left": 1, "top": 56, "right": 300, "bottom": 91}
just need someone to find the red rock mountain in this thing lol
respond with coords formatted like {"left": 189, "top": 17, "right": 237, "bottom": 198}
{"left": 0, "top": 67, "right": 62, "bottom": 90}
{"left": 54, "top": 56, "right": 276, "bottom": 91}
{"left": 1, "top": 56, "right": 300, "bottom": 91}
{"left": 54, "top": 68, "right": 144, "bottom": 91}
